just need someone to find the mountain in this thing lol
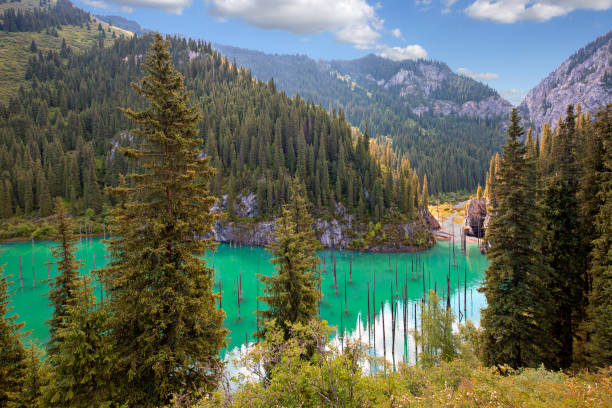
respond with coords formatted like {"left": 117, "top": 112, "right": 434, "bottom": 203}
{"left": 216, "top": 44, "right": 512, "bottom": 194}
{"left": 519, "top": 31, "right": 612, "bottom": 129}
{"left": 326, "top": 54, "right": 512, "bottom": 119}
{"left": 95, "top": 14, "right": 148, "bottom": 36}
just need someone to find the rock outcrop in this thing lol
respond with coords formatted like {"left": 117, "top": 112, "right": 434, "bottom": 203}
{"left": 464, "top": 198, "right": 486, "bottom": 238}
{"left": 519, "top": 31, "right": 612, "bottom": 130}
{"left": 210, "top": 194, "right": 438, "bottom": 253}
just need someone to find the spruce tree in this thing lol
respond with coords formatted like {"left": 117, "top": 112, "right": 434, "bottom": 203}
{"left": 0, "top": 266, "right": 26, "bottom": 406}
{"left": 46, "top": 198, "right": 81, "bottom": 355}
{"left": 257, "top": 178, "right": 322, "bottom": 339}
{"left": 480, "top": 108, "right": 554, "bottom": 369}
{"left": 540, "top": 105, "right": 583, "bottom": 369}
{"left": 43, "top": 276, "right": 112, "bottom": 407}
{"left": 8, "top": 344, "right": 48, "bottom": 408}
{"left": 101, "top": 33, "right": 227, "bottom": 406}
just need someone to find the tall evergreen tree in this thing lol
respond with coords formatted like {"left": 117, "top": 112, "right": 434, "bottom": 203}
{"left": 7, "top": 344, "right": 48, "bottom": 408}
{"left": 101, "top": 33, "right": 227, "bottom": 406}
{"left": 583, "top": 104, "right": 612, "bottom": 367}
{"left": 540, "top": 105, "right": 583, "bottom": 369}
{"left": 43, "top": 276, "right": 112, "bottom": 407}
{"left": 46, "top": 198, "right": 81, "bottom": 355}
{"left": 257, "top": 178, "right": 322, "bottom": 340}
{"left": 480, "top": 108, "right": 554, "bottom": 369}
{"left": 0, "top": 266, "right": 26, "bottom": 406}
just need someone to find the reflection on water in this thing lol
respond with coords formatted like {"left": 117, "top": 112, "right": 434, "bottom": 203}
{"left": 0, "top": 238, "right": 487, "bottom": 364}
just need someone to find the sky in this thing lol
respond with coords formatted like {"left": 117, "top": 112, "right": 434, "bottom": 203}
{"left": 74, "top": 0, "right": 612, "bottom": 105}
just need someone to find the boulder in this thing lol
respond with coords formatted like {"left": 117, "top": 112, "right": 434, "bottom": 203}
{"left": 464, "top": 198, "right": 486, "bottom": 238}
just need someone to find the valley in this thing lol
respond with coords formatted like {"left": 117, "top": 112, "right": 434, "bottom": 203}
{"left": 0, "top": 1, "right": 610, "bottom": 406}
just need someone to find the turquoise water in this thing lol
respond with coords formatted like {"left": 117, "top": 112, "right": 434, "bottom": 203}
{"left": 0, "top": 238, "right": 488, "bottom": 362}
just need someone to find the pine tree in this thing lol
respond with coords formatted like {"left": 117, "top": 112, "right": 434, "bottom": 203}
{"left": 540, "top": 105, "right": 583, "bottom": 369}
{"left": 480, "top": 108, "right": 554, "bottom": 369}
{"left": 0, "top": 266, "right": 26, "bottom": 406}
{"left": 46, "top": 198, "right": 81, "bottom": 355}
{"left": 257, "top": 178, "right": 322, "bottom": 340}
{"left": 476, "top": 184, "right": 483, "bottom": 200}
{"left": 101, "top": 33, "right": 227, "bottom": 406}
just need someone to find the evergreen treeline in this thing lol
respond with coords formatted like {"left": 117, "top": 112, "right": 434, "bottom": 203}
{"left": 481, "top": 105, "right": 612, "bottom": 369}
{"left": 217, "top": 47, "right": 508, "bottom": 194}
{"left": 0, "top": 33, "right": 426, "bottom": 222}
{"left": 0, "top": 0, "right": 89, "bottom": 32}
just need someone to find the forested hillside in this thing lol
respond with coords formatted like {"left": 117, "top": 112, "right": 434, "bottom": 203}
{"left": 217, "top": 44, "right": 511, "bottom": 194}
{"left": 0, "top": 32, "right": 427, "bottom": 228}
{"left": 0, "top": 0, "right": 131, "bottom": 101}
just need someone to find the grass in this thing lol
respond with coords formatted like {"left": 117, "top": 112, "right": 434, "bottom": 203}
{"left": 0, "top": 0, "right": 131, "bottom": 102}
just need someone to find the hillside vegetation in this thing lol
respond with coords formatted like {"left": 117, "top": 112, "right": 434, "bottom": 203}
{"left": 0, "top": 0, "right": 131, "bottom": 101}
{"left": 0, "top": 29, "right": 431, "bottom": 246}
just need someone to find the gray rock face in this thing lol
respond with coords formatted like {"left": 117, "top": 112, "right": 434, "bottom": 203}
{"left": 519, "top": 31, "right": 612, "bottom": 130}
{"left": 210, "top": 195, "right": 438, "bottom": 252}
{"left": 464, "top": 198, "right": 486, "bottom": 238}
{"left": 365, "top": 60, "right": 512, "bottom": 119}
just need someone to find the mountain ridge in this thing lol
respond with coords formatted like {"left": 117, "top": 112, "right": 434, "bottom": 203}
{"left": 519, "top": 31, "right": 612, "bottom": 129}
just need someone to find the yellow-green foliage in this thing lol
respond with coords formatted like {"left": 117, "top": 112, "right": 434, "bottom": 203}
{"left": 186, "top": 319, "right": 611, "bottom": 408}
{"left": 194, "top": 357, "right": 612, "bottom": 408}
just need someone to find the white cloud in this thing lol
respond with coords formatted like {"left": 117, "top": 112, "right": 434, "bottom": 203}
{"left": 456, "top": 67, "right": 499, "bottom": 80}
{"left": 377, "top": 44, "right": 428, "bottom": 61}
{"left": 82, "top": 0, "right": 109, "bottom": 9}
{"left": 391, "top": 28, "right": 402, "bottom": 38}
{"left": 500, "top": 88, "right": 525, "bottom": 104}
{"left": 465, "top": 0, "right": 612, "bottom": 23}
{"left": 206, "top": 0, "right": 384, "bottom": 48}
{"left": 85, "top": 0, "right": 191, "bottom": 14}
{"left": 442, "top": 0, "right": 457, "bottom": 13}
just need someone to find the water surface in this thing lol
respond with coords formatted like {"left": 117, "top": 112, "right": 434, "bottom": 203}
{"left": 0, "top": 238, "right": 487, "bottom": 363}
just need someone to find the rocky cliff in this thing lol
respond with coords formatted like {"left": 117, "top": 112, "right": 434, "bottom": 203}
{"left": 519, "top": 31, "right": 612, "bottom": 130}
{"left": 211, "top": 194, "right": 438, "bottom": 253}
{"left": 464, "top": 198, "right": 487, "bottom": 238}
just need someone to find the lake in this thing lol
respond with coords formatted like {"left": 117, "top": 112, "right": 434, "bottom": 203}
{"left": 0, "top": 238, "right": 488, "bottom": 364}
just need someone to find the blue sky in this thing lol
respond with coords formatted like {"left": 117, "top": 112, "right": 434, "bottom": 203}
{"left": 74, "top": 0, "right": 612, "bottom": 105}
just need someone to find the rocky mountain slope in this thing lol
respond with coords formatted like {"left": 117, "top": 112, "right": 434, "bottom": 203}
{"left": 325, "top": 54, "right": 512, "bottom": 120}
{"left": 519, "top": 31, "right": 612, "bottom": 129}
